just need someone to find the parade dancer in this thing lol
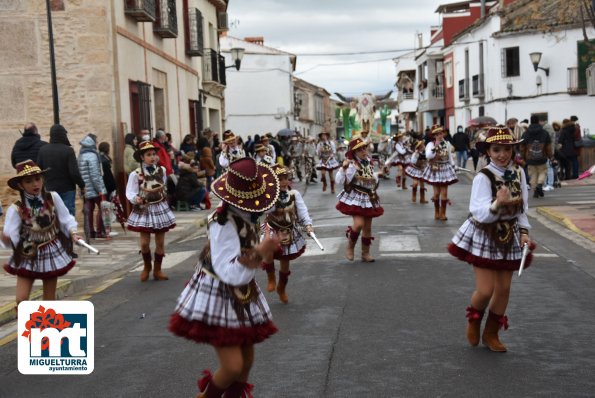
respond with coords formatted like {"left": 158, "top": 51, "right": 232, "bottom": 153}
{"left": 169, "top": 158, "right": 280, "bottom": 398}
{"left": 303, "top": 136, "right": 318, "bottom": 183}
{"left": 287, "top": 135, "right": 304, "bottom": 182}
{"left": 422, "top": 125, "right": 458, "bottom": 220}
{"left": 405, "top": 140, "right": 429, "bottom": 204}
{"left": 448, "top": 126, "right": 534, "bottom": 352}
{"left": 385, "top": 132, "right": 407, "bottom": 189}
{"left": 253, "top": 143, "right": 274, "bottom": 165}
{"left": 218, "top": 130, "right": 245, "bottom": 171}
{"left": 316, "top": 131, "right": 340, "bottom": 193}
{"left": 126, "top": 141, "right": 176, "bottom": 282}
{"left": 336, "top": 137, "right": 384, "bottom": 262}
{"left": 261, "top": 165, "right": 314, "bottom": 304}
{"left": 2, "top": 160, "right": 80, "bottom": 304}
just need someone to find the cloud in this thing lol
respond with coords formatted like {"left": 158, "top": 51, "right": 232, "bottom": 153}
{"left": 227, "top": 1, "right": 443, "bottom": 95}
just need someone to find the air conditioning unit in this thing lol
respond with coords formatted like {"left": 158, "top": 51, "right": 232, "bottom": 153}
{"left": 587, "top": 63, "right": 595, "bottom": 96}
{"left": 217, "top": 12, "right": 229, "bottom": 31}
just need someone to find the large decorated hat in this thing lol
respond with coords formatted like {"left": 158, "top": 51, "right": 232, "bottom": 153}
{"left": 392, "top": 131, "right": 405, "bottom": 141}
{"left": 273, "top": 163, "right": 289, "bottom": 176}
{"left": 318, "top": 131, "right": 330, "bottom": 139}
{"left": 133, "top": 140, "right": 157, "bottom": 162}
{"left": 8, "top": 160, "right": 49, "bottom": 190}
{"left": 222, "top": 130, "right": 237, "bottom": 145}
{"left": 212, "top": 158, "right": 280, "bottom": 212}
{"left": 476, "top": 125, "right": 522, "bottom": 154}
{"left": 430, "top": 124, "right": 444, "bottom": 136}
{"left": 254, "top": 143, "right": 268, "bottom": 153}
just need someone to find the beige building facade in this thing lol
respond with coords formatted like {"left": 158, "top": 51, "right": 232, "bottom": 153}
{"left": 0, "top": 0, "right": 228, "bottom": 176}
{"left": 292, "top": 77, "right": 333, "bottom": 138}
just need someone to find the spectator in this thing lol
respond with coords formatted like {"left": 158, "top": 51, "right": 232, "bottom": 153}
{"left": 520, "top": 115, "right": 552, "bottom": 198}
{"left": 542, "top": 122, "right": 557, "bottom": 191}
{"left": 197, "top": 128, "right": 212, "bottom": 151}
{"left": 199, "top": 146, "right": 216, "bottom": 191}
{"left": 152, "top": 130, "right": 173, "bottom": 175}
{"left": 11, "top": 122, "right": 47, "bottom": 168}
{"left": 452, "top": 125, "right": 470, "bottom": 168}
{"left": 123, "top": 133, "right": 138, "bottom": 174}
{"left": 176, "top": 159, "right": 207, "bottom": 211}
{"left": 37, "top": 124, "right": 85, "bottom": 215}
{"left": 506, "top": 118, "right": 524, "bottom": 141}
{"left": 570, "top": 115, "right": 582, "bottom": 179}
{"left": 180, "top": 134, "right": 196, "bottom": 155}
{"left": 98, "top": 142, "right": 117, "bottom": 197}
{"left": 244, "top": 135, "right": 253, "bottom": 154}
{"left": 247, "top": 134, "right": 260, "bottom": 157}
{"left": 79, "top": 134, "right": 107, "bottom": 239}
{"left": 558, "top": 119, "right": 578, "bottom": 180}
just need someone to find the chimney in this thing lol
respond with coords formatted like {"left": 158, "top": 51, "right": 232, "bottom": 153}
{"left": 244, "top": 36, "right": 264, "bottom": 45}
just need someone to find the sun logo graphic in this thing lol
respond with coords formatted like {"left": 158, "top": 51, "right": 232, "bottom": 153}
{"left": 18, "top": 301, "right": 94, "bottom": 375}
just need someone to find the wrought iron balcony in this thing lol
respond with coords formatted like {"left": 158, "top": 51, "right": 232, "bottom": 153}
{"left": 472, "top": 74, "right": 485, "bottom": 97}
{"left": 125, "top": 0, "right": 156, "bottom": 22}
{"left": 154, "top": 0, "right": 177, "bottom": 38}
{"left": 430, "top": 83, "right": 444, "bottom": 99}
{"left": 202, "top": 48, "right": 226, "bottom": 86}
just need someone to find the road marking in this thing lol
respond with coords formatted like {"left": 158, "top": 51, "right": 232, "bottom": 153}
{"left": 379, "top": 253, "right": 559, "bottom": 258}
{"left": 302, "top": 237, "right": 341, "bottom": 256}
{"left": 379, "top": 235, "right": 420, "bottom": 252}
{"left": 130, "top": 250, "right": 196, "bottom": 272}
{"left": 567, "top": 200, "right": 595, "bottom": 205}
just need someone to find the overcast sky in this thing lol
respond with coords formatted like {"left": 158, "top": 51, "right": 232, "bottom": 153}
{"left": 226, "top": 0, "right": 447, "bottom": 98}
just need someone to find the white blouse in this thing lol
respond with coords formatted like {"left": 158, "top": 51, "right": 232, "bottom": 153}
{"left": 3, "top": 192, "right": 78, "bottom": 247}
{"left": 425, "top": 140, "right": 455, "bottom": 166}
{"left": 469, "top": 162, "right": 531, "bottom": 229}
{"left": 291, "top": 189, "right": 313, "bottom": 226}
{"left": 335, "top": 158, "right": 379, "bottom": 185}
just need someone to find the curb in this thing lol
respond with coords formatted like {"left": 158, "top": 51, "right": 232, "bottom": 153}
{"left": 536, "top": 207, "right": 595, "bottom": 243}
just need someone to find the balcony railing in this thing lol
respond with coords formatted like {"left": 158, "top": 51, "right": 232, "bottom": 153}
{"left": 125, "top": 0, "right": 156, "bottom": 22}
{"left": 430, "top": 83, "right": 444, "bottom": 99}
{"left": 472, "top": 74, "right": 485, "bottom": 97}
{"left": 203, "top": 48, "right": 226, "bottom": 86}
{"left": 186, "top": 8, "right": 203, "bottom": 57}
{"left": 458, "top": 78, "right": 469, "bottom": 100}
{"left": 567, "top": 67, "right": 587, "bottom": 94}
{"left": 154, "top": 0, "right": 177, "bottom": 38}
{"left": 401, "top": 91, "right": 414, "bottom": 100}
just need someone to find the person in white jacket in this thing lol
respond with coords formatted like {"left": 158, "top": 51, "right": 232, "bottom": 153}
{"left": 421, "top": 125, "right": 458, "bottom": 220}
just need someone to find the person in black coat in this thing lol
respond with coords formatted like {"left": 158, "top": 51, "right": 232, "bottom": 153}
{"left": 452, "top": 125, "right": 470, "bottom": 168}
{"left": 175, "top": 161, "right": 207, "bottom": 210}
{"left": 558, "top": 119, "right": 578, "bottom": 180}
{"left": 36, "top": 124, "right": 85, "bottom": 215}
{"left": 11, "top": 123, "right": 47, "bottom": 168}
{"left": 98, "top": 142, "right": 117, "bottom": 197}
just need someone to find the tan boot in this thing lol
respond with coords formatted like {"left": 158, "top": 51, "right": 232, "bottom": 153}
{"left": 395, "top": 175, "right": 401, "bottom": 187}
{"left": 140, "top": 251, "right": 152, "bottom": 282}
{"left": 466, "top": 306, "right": 485, "bottom": 346}
{"left": 361, "top": 236, "right": 375, "bottom": 262}
{"left": 401, "top": 175, "right": 408, "bottom": 190}
{"left": 261, "top": 262, "right": 276, "bottom": 292}
{"left": 345, "top": 227, "right": 359, "bottom": 261}
{"left": 419, "top": 187, "right": 429, "bottom": 204}
{"left": 433, "top": 197, "right": 440, "bottom": 220}
{"left": 330, "top": 180, "right": 336, "bottom": 194}
{"left": 439, "top": 199, "right": 449, "bottom": 221}
{"left": 276, "top": 271, "right": 290, "bottom": 304}
{"left": 411, "top": 186, "right": 417, "bottom": 202}
{"left": 482, "top": 311, "right": 508, "bottom": 352}
{"left": 153, "top": 252, "right": 169, "bottom": 281}
{"left": 321, "top": 175, "right": 327, "bottom": 192}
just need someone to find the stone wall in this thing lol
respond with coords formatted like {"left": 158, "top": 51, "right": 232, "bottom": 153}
{"left": 0, "top": 0, "right": 115, "bottom": 175}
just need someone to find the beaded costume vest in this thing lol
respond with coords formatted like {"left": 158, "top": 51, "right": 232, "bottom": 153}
{"left": 226, "top": 148, "right": 245, "bottom": 164}
{"left": 135, "top": 166, "right": 166, "bottom": 203}
{"left": 480, "top": 166, "right": 524, "bottom": 217}
{"left": 351, "top": 158, "right": 376, "bottom": 191}
{"left": 266, "top": 190, "right": 297, "bottom": 230}
{"left": 319, "top": 142, "right": 333, "bottom": 161}
{"left": 432, "top": 141, "right": 449, "bottom": 162}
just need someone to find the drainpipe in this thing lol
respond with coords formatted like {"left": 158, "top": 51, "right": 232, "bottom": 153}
{"left": 481, "top": 0, "right": 486, "bottom": 18}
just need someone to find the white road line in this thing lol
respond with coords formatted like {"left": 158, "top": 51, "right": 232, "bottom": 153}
{"left": 302, "top": 237, "right": 341, "bottom": 256}
{"left": 379, "top": 235, "right": 420, "bottom": 252}
{"left": 379, "top": 253, "right": 559, "bottom": 258}
{"left": 567, "top": 200, "right": 595, "bottom": 205}
{"left": 130, "top": 250, "right": 196, "bottom": 272}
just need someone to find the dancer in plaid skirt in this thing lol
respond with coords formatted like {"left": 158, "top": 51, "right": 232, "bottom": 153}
{"left": 2, "top": 160, "right": 80, "bottom": 304}
{"left": 336, "top": 137, "right": 384, "bottom": 262}
{"left": 448, "top": 125, "right": 535, "bottom": 352}
{"left": 316, "top": 131, "right": 340, "bottom": 193}
{"left": 386, "top": 132, "right": 412, "bottom": 190}
{"left": 405, "top": 140, "right": 429, "bottom": 204}
{"left": 422, "top": 125, "right": 458, "bottom": 220}
{"left": 218, "top": 130, "right": 246, "bottom": 171}
{"left": 169, "top": 158, "right": 280, "bottom": 398}
{"left": 261, "top": 164, "right": 314, "bottom": 304}
{"left": 126, "top": 141, "right": 176, "bottom": 282}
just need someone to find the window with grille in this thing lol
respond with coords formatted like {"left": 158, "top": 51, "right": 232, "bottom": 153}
{"left": 186, "top": 8, "right": 203, "bottom": 56}
{"left": 501, "top": 47, "right": 520, "bottom": 77}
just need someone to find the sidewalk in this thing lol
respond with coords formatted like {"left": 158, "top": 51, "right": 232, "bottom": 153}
{"left": 0, "top": 208, "right": 211, "bottom": 326}
{"left": 537, "top": 174, "right": 595, "bottom": 243}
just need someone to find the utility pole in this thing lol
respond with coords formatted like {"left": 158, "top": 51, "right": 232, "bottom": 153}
{"left": 46, "top": 0, "right": 60, "bottom": 124}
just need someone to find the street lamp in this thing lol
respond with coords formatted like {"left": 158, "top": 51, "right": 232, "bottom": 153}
{"left": 226, "top": 47, "right": 245, "bottom": 71}
{"left": 529, "top": 52, "right": 550, "bottom": 76}
{"left": 45, "top": 0, "right": 60, "bottom": 124}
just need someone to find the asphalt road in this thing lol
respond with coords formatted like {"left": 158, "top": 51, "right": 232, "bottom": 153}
{"left": 1, "top": 176, "right": 595, "bottom": 398}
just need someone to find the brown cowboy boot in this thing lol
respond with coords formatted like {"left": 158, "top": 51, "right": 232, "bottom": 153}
{"left": 345, "top": 226, "right": 359, "bottom": 261}
{"left": 433, "top": 197, "right": 440, "bottom": 220}
{"left": 482, "top": 311, "right": 508, "bottom": 352}
{"left": 330, "top": 180, "right": 336, "bottom": 194}
{"left": 466, "top": 306, "right": 485, "bottom": 346}
{"left": 153, "top": 252, "right": 169, "bottom": 281}
{"left": 321, "top": 175, "right": 327, "bottom": 192}
{"left": 419, "top": 187, "right": 429, "bottom": 204}
{"left": 140, "top": 251, "right": 152, "bottom": 282}
{"left": 276, "top": 270, "right": 291, "bottom": 304}
{"left": 439, "top": 199, "right": 449, "bottom": 221}
{"left": 261, "top": 262, "right": 276, "bottom": 292}
{"left": 361, "top": 236, "right": 375, "bottom": 262}
{"left": 197, "top": 369, "right": 226, "bottom": 398}
{"left": 401, "top": 174, "right": 408, "bottom": 190}
{"left": 395, "top": 174, "right": 401, "bottom": 187}
{"left": 223, "top": 381, "right": 254, "bottom": 398}
{"left": 411, "top": 186, "right": 418, "bottom": 202}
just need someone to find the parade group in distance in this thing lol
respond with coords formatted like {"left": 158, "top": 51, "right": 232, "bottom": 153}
{"left": 3, "top": 120, "right": 543, "bottom": 397}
